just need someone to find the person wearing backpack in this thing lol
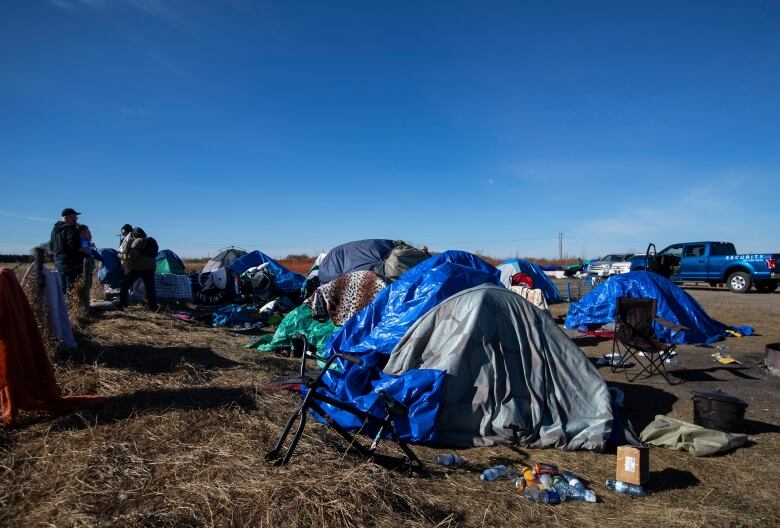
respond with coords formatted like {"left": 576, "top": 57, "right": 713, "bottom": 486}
{"left": 118, "top": 227, "right": 159, "bottom": 311}
{"left": 50, "top": 208, "right": 90, "bottom": 292}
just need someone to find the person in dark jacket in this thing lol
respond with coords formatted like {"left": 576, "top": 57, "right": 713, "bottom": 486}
{"left": 118, "top": 227, "right": 158, "bottom": 311}
{"left": 50, "top": 208, "right": 89, "bottom": 292}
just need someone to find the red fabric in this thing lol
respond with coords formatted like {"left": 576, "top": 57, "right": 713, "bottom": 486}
{"left": 0, "top": 269, "right": 103, "bottom": 426}
{"left": 580, "top": 330, "right": 616, "bottom": 339}
{"left": 510, "top": 272, "right": 534, "bottom": 288}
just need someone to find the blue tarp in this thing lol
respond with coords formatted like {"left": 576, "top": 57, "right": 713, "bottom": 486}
{"left": 318, "top": 239, "right": 396, "bottom": 284}
{"left": 564, "top": 271, "right": 753, "bottom": 344}
{"left": 311, "top": 250, "right": 503, "bottom": 443}
{"left": 498, "top": 258, "right": 563, "bottom": 304}
{"left": 97, "top": 248, "right": 124, "bottom": 288}
{"left": 212, "top": 304, "right": 258, "bottom": 328}
{"left": 225, "top": 250, "right": 304, "bottom": 294}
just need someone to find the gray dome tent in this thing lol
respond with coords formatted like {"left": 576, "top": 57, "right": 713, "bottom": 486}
{"left": 384, "top": 284, "right": 613, "bottom": 449}
{"left": 202, "top": 247, "right": 247, "bottom": 273}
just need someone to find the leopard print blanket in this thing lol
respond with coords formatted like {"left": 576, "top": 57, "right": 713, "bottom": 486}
{"left": 305, "top": 271, "right": 389, "bottom": 326}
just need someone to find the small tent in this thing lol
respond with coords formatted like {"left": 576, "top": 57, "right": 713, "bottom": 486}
{"left": 156, "top": 249, "right": 185, "bottom": 275}
{"left": 497, "top": 259, "right": 563, "bottom": 304}
{"left": 225, "top": 250, "right": 305, "bottom": 295}
{"left": 202, "top": 247, "right": 247, "bottom": 273}
{"left": 318, "top": 239, "right": 397, "bottom": 284}
{"left": 564, "top": 271, "right": 753, "bottom": 344}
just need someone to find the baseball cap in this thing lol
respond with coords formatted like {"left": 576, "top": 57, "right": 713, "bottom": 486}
{"left": 61, "top": 208, "right": 81, "bottom": 216}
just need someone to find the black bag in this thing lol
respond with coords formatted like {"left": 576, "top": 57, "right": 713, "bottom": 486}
{"left": 141, "top": 236, "right": 159, "bottom": 258}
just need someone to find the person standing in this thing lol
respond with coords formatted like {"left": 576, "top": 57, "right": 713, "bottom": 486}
{"left": 118, "top": 227, "right": 158, "bottom": 311}
{"left": 118, "top": 224, "right": 133, "bottom": 263}
{"left": 50, "top": 208, "right": 88, "bottom": 292}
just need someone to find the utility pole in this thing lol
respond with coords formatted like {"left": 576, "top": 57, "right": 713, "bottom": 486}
{"left": 558, "top": 232, "right": 564, "bottom": 261}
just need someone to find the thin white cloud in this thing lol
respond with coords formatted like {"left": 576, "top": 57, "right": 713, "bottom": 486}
{"left": 44, "top": 0, "right": 186, "bottom": 28}
{"left": 0, "top": 210, "right": 51, "bottom": 223}
{"left": 119, "top": 105, "right": 151, "bottom": 116}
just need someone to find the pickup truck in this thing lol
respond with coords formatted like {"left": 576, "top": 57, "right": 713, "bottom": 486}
{"left": 647, "top": 241, "right": 779, "bottom": 293}
{"left": 608, "top": 254, "right": 646, "bottom": 275}
{"left": 586, "top": 253, "right": 634, "bottom": 278}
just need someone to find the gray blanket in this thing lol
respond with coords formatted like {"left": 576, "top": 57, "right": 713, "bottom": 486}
{"left": 384, "top": 285, "right": 613, "bottom": 450}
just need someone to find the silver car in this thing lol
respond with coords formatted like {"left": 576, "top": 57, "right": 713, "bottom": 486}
{"left": 587, "top": 254, "right": 634, "bottom": 277}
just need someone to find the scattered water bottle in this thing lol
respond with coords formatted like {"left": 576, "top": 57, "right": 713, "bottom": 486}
{"left": 605, "top": 479, "right": 645, "bottom": 497}
{"left": 480, "top": 464, "right": 509, "bottom": 481}
{"left": 561, "top": 470, "right": 586, "bottom": 494}
{"left": 538, "top": 473, "right": 554, "bottom": 487}
{"left": 523, "top": 486, "right": 561, "bottom": 504}
{"left": 553, "top": 477, "right": 597, "bottom": 502}
{"left": 434, "top": 454, "right": 465, "bottom": 466}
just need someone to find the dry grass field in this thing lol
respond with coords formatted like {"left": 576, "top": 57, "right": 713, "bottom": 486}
{"left": 1, "top": 264, "right": 779, "bottom": 527}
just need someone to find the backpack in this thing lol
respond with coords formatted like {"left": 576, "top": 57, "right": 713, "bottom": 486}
{"left": 141, "top": 236, "right": 159, "bottom": 258}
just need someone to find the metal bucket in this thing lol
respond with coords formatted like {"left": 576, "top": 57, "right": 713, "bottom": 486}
{"left": 692, "top": 389, "right": 747, "bottom": 433}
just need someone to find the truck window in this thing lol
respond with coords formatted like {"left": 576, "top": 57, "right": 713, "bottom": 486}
{"left": 660, "top": 245, "right": 683, "bottom": 258}
{"left": 683, "top": 244, "right": 706, "bottom": 257}
{"left": 710, "top": 242, "right": 737, "bottom": 256}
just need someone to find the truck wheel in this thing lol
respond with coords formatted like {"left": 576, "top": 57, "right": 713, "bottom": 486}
{"left": 755, "top": 281, "right": 779, "bottom": 293}
{"left": 727, "top": 271, "right": 752, "bottom": 293}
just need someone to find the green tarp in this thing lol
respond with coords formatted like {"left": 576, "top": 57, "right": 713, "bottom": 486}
{"left": 245, "top": 304, "right": 340, "bottom": 355}
{"left": 639, "top": 415, "right": 747, "bottom": 456}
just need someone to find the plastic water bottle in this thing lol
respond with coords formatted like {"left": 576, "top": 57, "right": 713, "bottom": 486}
{"left": 523, "top": 486, "right": 561, "bottom": 504}
{"left": 605, "top": 479, "right": 645, "bottom": 497}
{"left": 554, "top": 477, "right": 597, "bottom": 502}
{"left": 434, "top": 454, "right": 465, "bottom": 466}
{"left": 538, "top": 473, "right": 554, "bottom": 488}
{"left": 480, "top": 465, "right": 509, "bottom": 481}
{"left": 561, "top": 470, "right": 586, "bottom": 494}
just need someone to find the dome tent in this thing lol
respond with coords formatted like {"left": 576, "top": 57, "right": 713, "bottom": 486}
{"left": 318, "top": 239, "right": 430, "bottom": 284}
{"left": 385, "top": 285, "right": 613, "bottom": 449}
{"left": 202, "top": 247, "right": 247, "bottom": 273}
{"left": 497, "top": 258, "right": 563, "bottom": 304}
{"left": 318, "top": 239, "right": 396, "bottom": 284}
{"left": 156, "top": 249, "right": 185, "bottom": 275}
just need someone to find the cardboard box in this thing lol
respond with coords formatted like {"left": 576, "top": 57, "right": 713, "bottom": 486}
{"left": 616, "top": 445, "right": 649, "bottom": 485}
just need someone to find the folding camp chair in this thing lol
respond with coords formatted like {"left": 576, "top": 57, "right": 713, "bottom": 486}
{"left": 611, "top": 297, "right": 687, "bottom": 384}
{"left": 265, "top": 335, "right": 423, "bottom": 474}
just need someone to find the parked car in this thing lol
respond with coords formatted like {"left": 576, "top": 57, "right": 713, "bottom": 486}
{"left": 647, "top": 241, "right": 779, "bottom": 293}
{"left": 586, "top": 253, "right": 634, "bottom": 278}
{"left": 609, "top": 254, "right": 647, "bottom": 275}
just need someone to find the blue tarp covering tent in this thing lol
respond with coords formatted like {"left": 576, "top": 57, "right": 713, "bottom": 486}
{"left": 311, "top": 250, "right": 503, "bottom": 443}
{"left": 564, "top": 271, "right": 753, "bottom": 344}
{"left": 318, "top": 239, "right": 396, "bottom": 284}
{"left": 225, "top": 250, "right": 304, "bottom": 294}
{"left": 497, "top": 258, "right": 563, "bottom": 304}
{"left": 97, "top": 248, "right": 124, "bottom": 288}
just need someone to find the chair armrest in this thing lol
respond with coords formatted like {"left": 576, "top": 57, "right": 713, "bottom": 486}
{"left": 653, "top": 316, "right": 689, "bottom": 332}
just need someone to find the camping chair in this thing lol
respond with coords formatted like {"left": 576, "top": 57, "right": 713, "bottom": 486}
{"left": 611, "top": 297, "right": 687, "bottom": 384}
{"left": 265, "top": 335, "right": 424, "bottom": 474}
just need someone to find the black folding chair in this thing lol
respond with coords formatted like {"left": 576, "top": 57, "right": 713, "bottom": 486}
{"left": 265, "top": 335, "right": 423, "bottom": 474}
{"left": 611, "top": 298, "right": 687, "bottom": 384}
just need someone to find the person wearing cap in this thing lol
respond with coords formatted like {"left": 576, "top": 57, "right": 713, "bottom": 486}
{"left": 50, "top": 208, "right": 90, "bottom": 292}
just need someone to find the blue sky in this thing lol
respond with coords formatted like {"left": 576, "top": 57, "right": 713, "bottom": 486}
{"left": 1, "top": 0, "right": 778, "bottom": 259}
